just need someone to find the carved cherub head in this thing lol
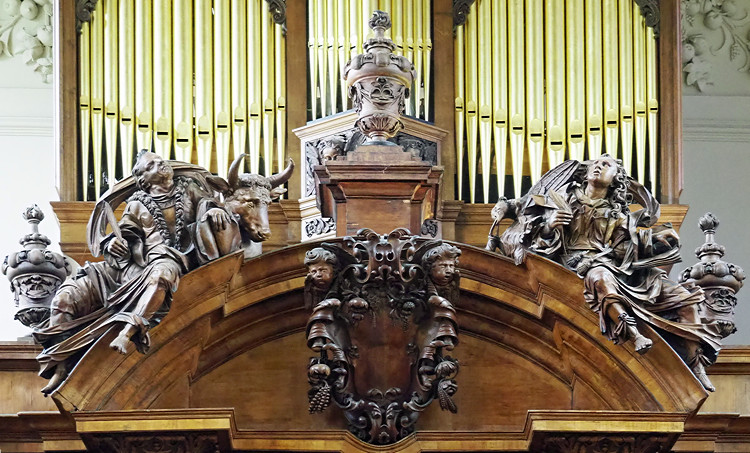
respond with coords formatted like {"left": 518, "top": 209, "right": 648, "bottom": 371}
{"left": 317, "top": 137, "right": 345, "bottom": 163}
{"left": 422, "top": 244, "right": 461, "bottom": 287}
{"left": 132, "top": 150, "right": 174, "bottom": 192}
{"left": 584, "top": 154, "right": 630, "bottom": 214}
{"left": 304, "top": 247, "right": 338, "bottom": 292}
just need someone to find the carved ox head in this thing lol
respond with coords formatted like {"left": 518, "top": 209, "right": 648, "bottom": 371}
{"left": 222, "top": 154, "right": 294, "bottom": 242}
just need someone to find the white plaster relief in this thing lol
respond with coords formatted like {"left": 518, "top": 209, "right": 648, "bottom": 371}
{"left": 0, "top": 0, "right": 53, "bottom": 83}
{"left": 682, "top": 0, "right": 750, "bottom": 95}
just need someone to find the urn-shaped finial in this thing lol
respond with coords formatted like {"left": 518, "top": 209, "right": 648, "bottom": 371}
{"left": 2, "top": 205, "right": 72, "bottom": 328}
{"left": 679, "top": 212, "right": 745, "bottom": 337}
{"left": 344, "top": 10, "right": 416, "bottom": 144}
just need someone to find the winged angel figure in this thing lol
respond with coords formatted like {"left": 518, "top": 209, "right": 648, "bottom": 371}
{"left": 487, "top": 155, "right": 722, "bottom": 391}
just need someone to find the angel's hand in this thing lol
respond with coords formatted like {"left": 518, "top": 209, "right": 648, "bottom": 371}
{"left": 547, "top": 210, "right": 573, "bottom": 229}
{"left": 653, "top": 228, "right": 679, "bottom": 248}
{"left": 107, "top": 238, "right": 130, "bottom": 259}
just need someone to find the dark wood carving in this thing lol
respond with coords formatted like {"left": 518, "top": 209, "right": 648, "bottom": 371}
{"left": 541, "top": 434, "right": 673, "bottom": 453}
{"left": 304, "top": 229, "right": 460, "bottom": 445}
{"left": 453, "top": 0, "right": 477, "bottom": 26}
{"left": 634, "top": 0, "right": 660, "bottom": 36}
{"left": 75, "top": 0, "right": 99, "bottom": 33}
{"left": 265, "top": 0, "right": 287, "bottom": 34}
{"left": 84, "top": 433, "right": 219, "bottom": 453}
{"left": 487, "top": 155, "right": 728, "bottom": 393}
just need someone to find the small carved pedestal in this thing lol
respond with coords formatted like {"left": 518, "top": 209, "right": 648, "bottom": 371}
{"left": 315, "top": 144, "right": 442, "bottom": 236}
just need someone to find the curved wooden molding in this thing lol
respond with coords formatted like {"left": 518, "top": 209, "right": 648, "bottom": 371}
{"left": 51, "top": 240, "right": 708, "bottom": 447}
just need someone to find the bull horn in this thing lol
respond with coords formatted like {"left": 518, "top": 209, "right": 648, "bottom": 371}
{"left": 266, "top": 158, "right": 295, "bottom": 188}
{"left": 228, "top": 153, "right": 248, "bottom": 188}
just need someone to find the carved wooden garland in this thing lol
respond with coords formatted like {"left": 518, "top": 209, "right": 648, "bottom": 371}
{"left": 304, "top": 229, "right": 461, "bottom": 445}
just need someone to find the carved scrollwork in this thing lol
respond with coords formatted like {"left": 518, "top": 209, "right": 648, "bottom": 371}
{"left": 304, "top": 217, "right": 336, "bottom": 239}
{"left": 304, "top": 230, "right": 461, "bottom": 445}
{"left": 75, "top": 0, "right": 98, "bottom": 33}
{"left": 265, "top": 0, "right": 286, "bottom": 34}
{"left": 541, "top": 433, "right": 673, "bottom": 453}
{"left": 633, "top": 0, "right": 660, "bottom": 36}
{"left": 85, "top": 433, "right": 219, "bottom": 453}
{"left": 453, "top": 0, "right": 477, "bottom": 26}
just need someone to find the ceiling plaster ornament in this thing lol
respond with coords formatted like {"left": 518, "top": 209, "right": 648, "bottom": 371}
{"left": 0, "top": 0, "right": 54, "bottom": 83}
{"left": 681, "top": 0, "right": 750, "bottom": 92}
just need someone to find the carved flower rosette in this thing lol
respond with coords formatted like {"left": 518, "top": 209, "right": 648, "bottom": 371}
{"left": 304, "top": 229, "right": 460, "bottom": 445}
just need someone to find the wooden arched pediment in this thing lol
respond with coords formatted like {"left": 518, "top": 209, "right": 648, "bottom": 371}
{"left": 54, "top": 241, "right": 707, "bottom": 451}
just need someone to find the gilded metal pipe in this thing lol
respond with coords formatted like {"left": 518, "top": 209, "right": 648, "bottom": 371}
{"left": 602, "top": 0, "right": 619, "bottom": 158}
{"left": 173, "top": 0, "right": 193, "bottom": 162}
{"left": 135, "top": 0, "right": 153, "bottom": 156}
{"left": 79, "top": 21, "right": 92, "bottom": 200}
{"left": 316, "top": 0, "right": 327, "bottom": 117}
{"left": 646, "top": 26, "right": 659, "bottom": 191}
{"left": 508, "top": 0, "right": 525, "bottom": 197}
{"left": 565, "top": 0, "right": 585, "bottom": 162}
{"left": 545, "top": 0, "right": 566, "bottom": 169}
{"left": 337, "top": 0, "right": 348, "bottom": 111}
{"left": 91, "top": 8, "right": 104, "bottom": 197}
{"left": 404, "top": 0, "right": 414, "bottom": 115}
{"left": 118, "top": 0, "right": 135, "bottom": 173}
{"left": 231, "top": 0, "right": 248, "bottom": 173}
{"left": 414, "top": 0, "right": 423, "bottom": 118}
{"left": 618, "top": 0, "right": 634, "bottom": 174}
{"left": 454, "top": 24, "right": 465, "bottom": 200}
{"left": 584, "top": 0, "right": 603, "bottom": 159}
{"left": 465, "top": 3, "right": 478, "bottom": 203}
{"left": 195, "top": 0, "right": 214, "bottom": 170}
{"left": 308, "top": 0, "right": 318, "bottom": 119}
{"left": 525, "top": 0, "right": 544, "bottom": 184}
{"left": 153, "top": 0, "right": 173, "bottom": 160}
{"left": 275, "top": 23, "right": 286, "bottom": 181}
{"left": 633, "top": 4, "right": 647, "bottom": 185}
{"left": 327, "top": 0, "right": 337, "bottom": 115}
{"left": 422, "top": 0, "right": 432, "bottom": 120}
{"left": 103, "top": 0, "right": 118, "bottom": 189}
{"left": 478, "top": 0, "right": 492, "bottom": 202}
{"left": 249, "top": 0, "right": 262, "bottom": 173}
{"left": 261, "top": 4, "right": 276, "bottom": 177}
{"left": 214, "top": 0, "right": 231, "bottom": 177}
{"left": 350, "top": 0, "right": 360, "bottom": 58}
{"left": 492, "top": 0, "right": 509, "bottom": 199}
{"left": 392, "top": 0, "right": 403, "bottom": 56}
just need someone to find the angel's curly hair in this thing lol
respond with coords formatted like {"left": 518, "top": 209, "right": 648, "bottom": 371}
{"left": 422, "top": 243, "right": 462, "bottom": 273}
{"left": 585, "top": 154, "right": 631, "bottom": 217}
{"left": 304, "top": 247, "right": 338, "bottom": 268}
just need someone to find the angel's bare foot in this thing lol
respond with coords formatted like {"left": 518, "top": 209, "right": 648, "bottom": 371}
{"left": 109, "top": 334, "right": 131, "bottom": 354}
{"left": 41, "top": 364, "right": 68, "bottom": 395}
{"left": 633, "top": 334, "right": 653, "bottom": 354}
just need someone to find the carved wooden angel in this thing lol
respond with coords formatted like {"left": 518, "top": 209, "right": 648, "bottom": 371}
{"left": 487, "top": 155, "right": 722, "bottom": 392}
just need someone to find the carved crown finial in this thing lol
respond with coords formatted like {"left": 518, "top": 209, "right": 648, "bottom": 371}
{"left": 22, "top": 204, "right": 44, "bottom": 224}
{"left": 369, "top": 10, "right": 391, "bottom": 37}
{"left": 699, "top": 212, "right": 720, "bottom": 234}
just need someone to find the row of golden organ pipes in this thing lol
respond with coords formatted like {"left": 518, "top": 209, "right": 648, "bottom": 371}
{"left": 78, "top": 0, "right": 659, "bottom": 203}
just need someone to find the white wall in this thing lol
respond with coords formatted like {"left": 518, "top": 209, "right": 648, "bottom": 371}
{"left": 677, "top": 95, "right": 750, "bottom": 345}
{"left": 0, "top": 55, "right": 57, "bottom": 340}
